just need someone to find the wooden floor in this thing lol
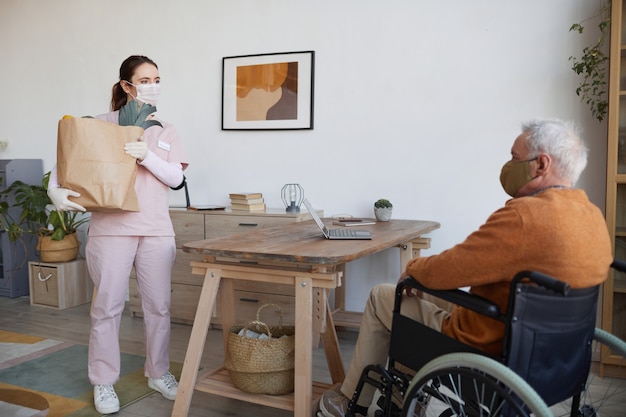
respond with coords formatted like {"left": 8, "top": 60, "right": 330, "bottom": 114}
{"left": 1, "top": 295, "right": 625, "bottom": 417}
{"left": 0, "top": 295, "right": 356, "bottom": 417}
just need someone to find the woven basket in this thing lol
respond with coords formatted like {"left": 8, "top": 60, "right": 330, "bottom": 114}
{"left": 36, "top": 231, "right": 80, "bottom": 263}
{"left": 224, "top": 304, "right": 295, "bottom": 395}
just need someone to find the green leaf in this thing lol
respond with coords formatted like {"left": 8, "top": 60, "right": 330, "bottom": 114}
{"left": 569, "top": 23, "right": 584, "bottom": 33}
{"left": 569, "top": 3, "right": 610, "bottom": 123}
{"left": 119, "top": 99, "right": 163, "bottom": 130}
{"left": 50, "top": 227, "right": 66, "bottom": 241}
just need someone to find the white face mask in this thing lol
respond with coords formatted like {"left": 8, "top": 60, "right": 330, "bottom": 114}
{"left": 126, "top": 81, "right": 161, "bottom": 106}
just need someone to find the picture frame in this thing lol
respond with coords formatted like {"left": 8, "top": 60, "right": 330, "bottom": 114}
{"left": 222, "top": 50, "right": 315, "bottom": 130}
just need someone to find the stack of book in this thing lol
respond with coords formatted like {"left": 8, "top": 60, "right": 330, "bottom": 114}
{"left": 229, "top": 192, "right": 266, "bottom": 212}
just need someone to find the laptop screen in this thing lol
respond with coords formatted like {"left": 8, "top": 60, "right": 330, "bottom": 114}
{"left": 303, "top": 199, "right": 329, "bottom": 236}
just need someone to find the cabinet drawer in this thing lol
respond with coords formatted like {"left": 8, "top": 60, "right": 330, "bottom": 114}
{"left": 172, "top": 249, "right": 204, "bottom": 285}
{"left": 129, "top": 279, "right": 201, "bottom": 325}
{"left": 205, "top": 216, "right": 294, "bottom": 239}
{"left": 233, "top": 281, "right": 294, "bottom": 297}
{"left": 171, "top": 211, "right": 205, "bottom": 248}
{"left": 170, "top": 282, "right": 202, "bottom": 324}
{"left": 212, "top": 289, "right": 295, "bottom": 327}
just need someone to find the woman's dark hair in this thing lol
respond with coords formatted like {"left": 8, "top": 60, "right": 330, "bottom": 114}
{"left": 110, "top": 55, "right": 158, "bottom": 111}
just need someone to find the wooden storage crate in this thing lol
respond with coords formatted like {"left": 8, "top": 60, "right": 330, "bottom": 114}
{"left": 28, "top": 259, "right": 93, "bottom": 309}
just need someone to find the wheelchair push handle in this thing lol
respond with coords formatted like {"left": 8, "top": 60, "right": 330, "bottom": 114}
{"left": 512, "top": 270, "right": 570, "bottom": 295}
{"left": 611, "top": 259, "right": 626, "bottom": 273}
{"left": 513, "top": 259, "right": 625, "bottom": 294}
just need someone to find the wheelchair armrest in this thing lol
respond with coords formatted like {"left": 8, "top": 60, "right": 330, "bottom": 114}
{"left": 512, "top": 270, "right": 570, "bottom": 295}
{"left": 398, "top": 277, "right": 503, "bottom": 319}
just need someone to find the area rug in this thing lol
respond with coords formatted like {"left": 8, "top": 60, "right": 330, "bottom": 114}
{"left": 0, "top": 330, "right": 181, "bottom": 417}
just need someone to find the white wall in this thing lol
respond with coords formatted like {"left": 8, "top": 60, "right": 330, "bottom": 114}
{"left": 0, "top": 0, "right": 609, "bottom": 310}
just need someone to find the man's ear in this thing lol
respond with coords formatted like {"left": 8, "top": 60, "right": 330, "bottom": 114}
{"left": 536, "top": 153, "right": 551, "bottom": 174}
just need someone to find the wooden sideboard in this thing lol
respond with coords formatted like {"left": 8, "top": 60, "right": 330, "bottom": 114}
{"left": 129, "top": 208, "right": 322, "bottom": 325}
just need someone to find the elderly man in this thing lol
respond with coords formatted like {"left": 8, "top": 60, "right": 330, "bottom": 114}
{"left": 318, "top": 119, "right": 613, "bottom": 417}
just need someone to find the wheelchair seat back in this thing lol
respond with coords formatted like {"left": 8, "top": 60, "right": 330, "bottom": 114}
{"left": 504, "top": 282, "right": 599, "bottom": 406}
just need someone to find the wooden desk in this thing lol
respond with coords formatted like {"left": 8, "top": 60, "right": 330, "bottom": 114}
{"left": 172, "top": 218, "right": 440, "bottom": 417}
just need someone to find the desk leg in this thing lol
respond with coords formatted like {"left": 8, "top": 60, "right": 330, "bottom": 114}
{"left": 171, "top": 268, "right": 221, "bottom": 417}
{"left": 334, "top": 263, "right": 346, "bottom": 312}
{"left": 321, "top": 297, "right": 345, "bottom": 383}
{"left": 399, "top": 240, "right": 414, "bottom": 271}
{"left": 219, "top": 278, "right": 235, "bottom": 353}
{"left": 294, "top": 276, "right": 313, "bottom": 417}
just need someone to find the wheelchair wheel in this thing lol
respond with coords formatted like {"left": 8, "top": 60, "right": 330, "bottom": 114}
{"left": 401, "top": 352, "right": 552, "bottom": 417}
{"left": 551, "top": 328, "right": 626, "bottom": 417}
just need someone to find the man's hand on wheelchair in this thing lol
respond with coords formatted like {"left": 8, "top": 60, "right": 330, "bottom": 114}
{"left": 398, "top": 273, "right": 423, "bottom": 298}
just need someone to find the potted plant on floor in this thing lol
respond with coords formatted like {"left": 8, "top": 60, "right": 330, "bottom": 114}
{"left": 0, "top": 171, "right": 89, "bottom": 263}
{"left": 374, "top": 198, "right": 393, "bottom": 222}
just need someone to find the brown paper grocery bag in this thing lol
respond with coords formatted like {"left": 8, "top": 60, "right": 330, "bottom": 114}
{"left": 57, "top": 117, "right": 143, "bottom": 212}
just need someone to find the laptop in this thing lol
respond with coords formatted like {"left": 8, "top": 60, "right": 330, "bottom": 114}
{"left": 303, "top": 199, "right": 372, "bottom": 240}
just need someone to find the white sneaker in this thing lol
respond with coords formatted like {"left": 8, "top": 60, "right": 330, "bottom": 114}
{"left": 93, "top": 384, "right": 120, "bottom": 414}
{"left": 148, "top": 371, "right": 178, "bottom": 400}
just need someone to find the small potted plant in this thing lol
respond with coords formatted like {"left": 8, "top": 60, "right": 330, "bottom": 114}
{"left": 0, "top": 171, "right": 89, "bottom": 263}
{"left": 374, "top": 198, "right": 393, "bottom": 222}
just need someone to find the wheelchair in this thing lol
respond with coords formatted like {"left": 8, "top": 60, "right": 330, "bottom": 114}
{"left": 345, "top": 261, "right": 626, "bottom": 417}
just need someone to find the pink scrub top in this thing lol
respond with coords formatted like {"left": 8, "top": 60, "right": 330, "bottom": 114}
{"left": 87, "top": 111, "right": 188, "bottom": 237}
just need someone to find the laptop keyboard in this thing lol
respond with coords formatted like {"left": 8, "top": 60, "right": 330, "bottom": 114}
{"left": 329, "top": 228, "right": 359, "bottom": 237}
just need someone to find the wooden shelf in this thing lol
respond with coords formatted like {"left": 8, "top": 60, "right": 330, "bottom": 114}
{"left": 194, "top": 367, "right": 330, "bottom": 413}
{"left": 604, "top": 0, "right": 626, "bottom": 369}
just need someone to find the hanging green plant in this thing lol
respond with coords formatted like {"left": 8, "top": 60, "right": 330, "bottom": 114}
{"left": 569, "top": 2, "right": 611, "bottom": 122}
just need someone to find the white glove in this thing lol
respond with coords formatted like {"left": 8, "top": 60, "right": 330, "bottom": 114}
{"left": 47, "top": 187, "right": 86, "bottom": 212}
{"left": 124, "top": 141, "right": 148, "bottom": 160}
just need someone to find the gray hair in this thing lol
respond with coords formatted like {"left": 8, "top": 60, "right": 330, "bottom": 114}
{"left": 521, "top": 119, "right": 588, "bottom": 184}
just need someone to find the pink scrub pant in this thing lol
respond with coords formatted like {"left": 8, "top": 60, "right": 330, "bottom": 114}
{"left": 86, "top": 235, "right": 175, "bottom": 385}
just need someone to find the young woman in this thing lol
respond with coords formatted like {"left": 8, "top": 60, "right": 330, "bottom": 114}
{"left": 48, "top": 55, "right": 188, "bottom": 414}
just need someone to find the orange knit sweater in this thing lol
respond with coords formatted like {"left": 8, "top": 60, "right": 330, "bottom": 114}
{"left": 405, "top": 188, "right": 612, "bottom": 356}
